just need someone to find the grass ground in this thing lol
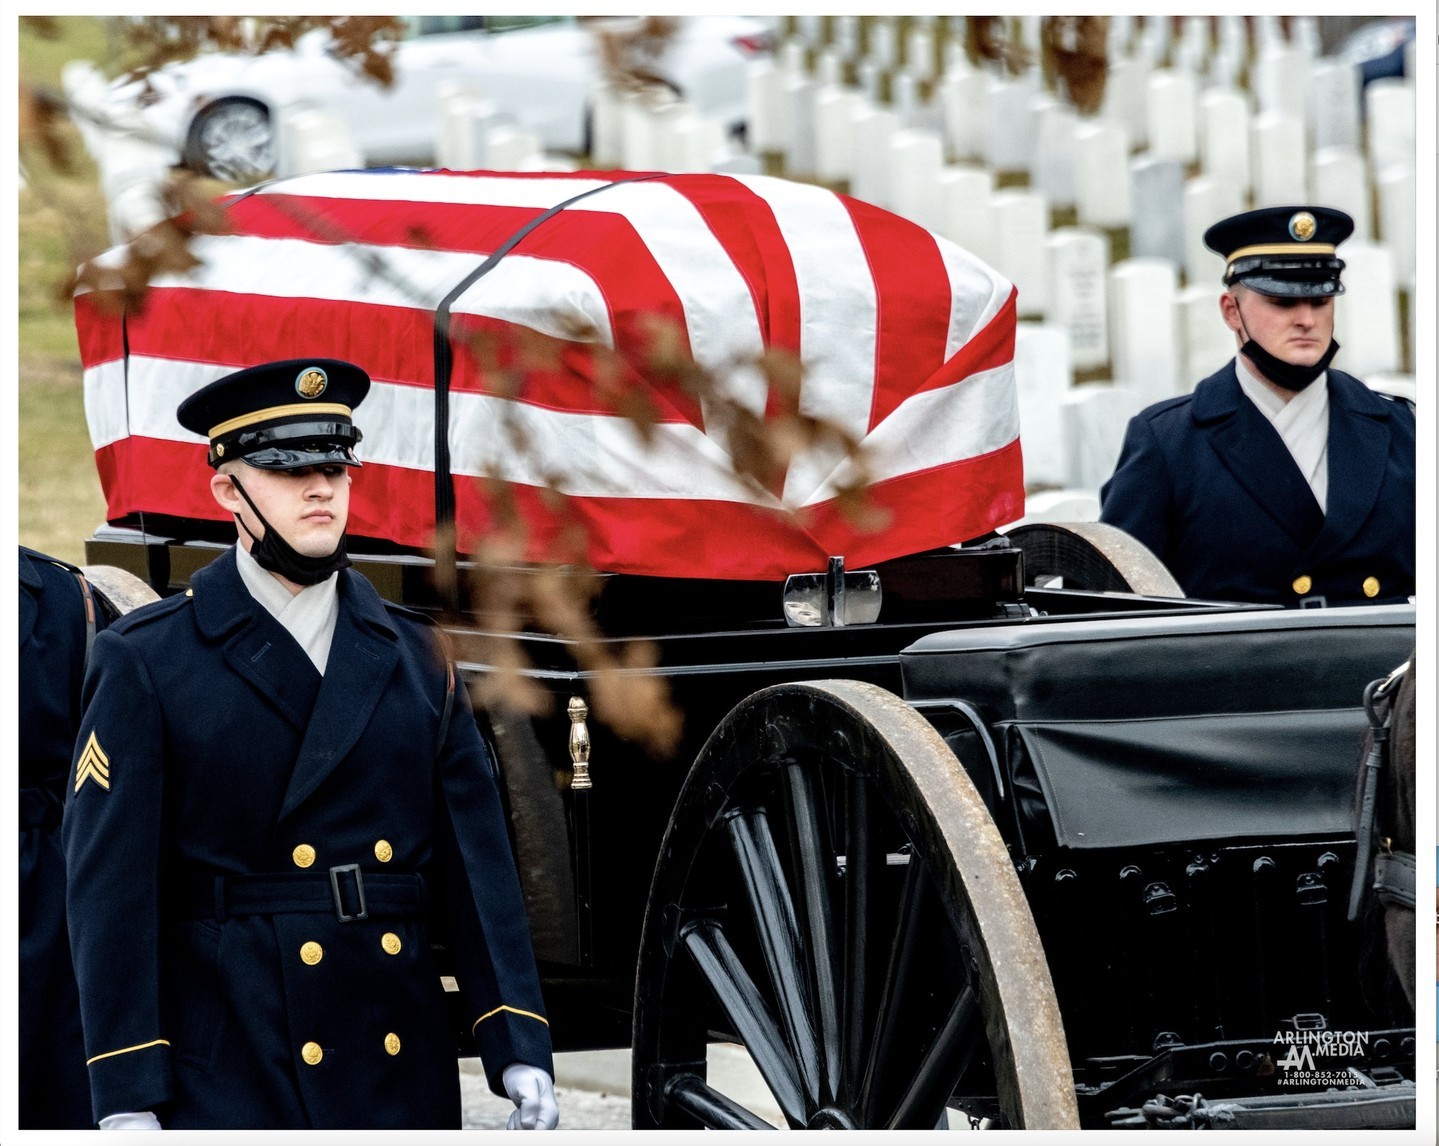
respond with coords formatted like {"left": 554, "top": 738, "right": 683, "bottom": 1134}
{"left": 20, "top": 17, "right": 115, "bottom": 563}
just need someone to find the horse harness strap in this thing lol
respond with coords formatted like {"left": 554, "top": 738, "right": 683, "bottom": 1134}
{"left": 1346, "top": 659, "right": 1413, "bottom": 922}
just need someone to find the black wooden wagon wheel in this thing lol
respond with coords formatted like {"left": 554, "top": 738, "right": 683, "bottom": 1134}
{"left": 632, "top": 680, "right": 1078, "bottom": 1130}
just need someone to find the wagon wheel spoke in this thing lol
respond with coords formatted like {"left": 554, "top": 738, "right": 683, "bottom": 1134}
{"left": 779, "top": 759, "right": 843, "bottom": 1101}
{"left": 724, "top": 807, "right": 822, "bottom": 1107}
{"left": 842, "top": 769, "right": 875, "bottom": 1098}
{"left": 680, "top": 919, "right": 808, "bottom": 1124}
{"left": 859, "top": 851, "right": 931, "bottom": 1123}
{"left": 664, "top": 1073, "right": 776, "bottom": 1130}
{"left": 886, "top": 983, "right": 981, "bottom": 1129}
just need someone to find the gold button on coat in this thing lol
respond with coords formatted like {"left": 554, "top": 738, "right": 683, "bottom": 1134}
{"left": 302, "top": 1042, "right": 324, "bottom": 1065}
{"left": 385, "top": 1033, "right": 401, "bottom": 1056}
{"left": 381, "top": 932, "right": 402, "bottom": 956}
{"left": 292, "top": 844, "right": 316, "bottom": 868}
{"left": 374, "top": 839, "right": 393, "bottom": 863}
{"left": 1292, "top": 575, "right": 1312, "bottom": 595}
{"left": 1362, "top": 576, "right": 1380, "bottom": 598}
{"left": 300, "top": 942, "right": 324, "bottom": 966}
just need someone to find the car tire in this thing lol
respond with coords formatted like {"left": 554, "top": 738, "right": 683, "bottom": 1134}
{"left": 183, "top": 97, "right": 275, "bottom": 183}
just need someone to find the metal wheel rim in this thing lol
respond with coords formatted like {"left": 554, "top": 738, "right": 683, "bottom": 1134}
{"left": 632, "top": 679, "right": 1078, "bottom": 1130}
{"left": 195, "top": 102, "right": 275, "bottom": 183}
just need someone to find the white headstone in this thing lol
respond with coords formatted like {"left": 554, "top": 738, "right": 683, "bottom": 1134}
{"left": 992, "top": 190, "right": 1050, "bottom": 318}
{"left": 1199, "top": 88, "right": 1252, "bottom": 200}
{"left": 1177, "top": 283, "right": 1236, "bottom": 388}
{"left": 906, "top": 24, "right": 936, "bottom": 81}
{"left": 1014, "top": 323, "right": 1074, "bottom": 487}
{"left": 1250, "top": 111, "right": 1308, "bottom": 206}
{"left": 816, "top": 47, "right": 844, "bottom": 88}
{"left": 588, "top": 84, "right": 624, "bottom": 168}
{"left": 280, "top": 108, "right": 362, "bottom": 177}
{"left": 1365, "top": 79, "right": 1415, "bottom": 175}
{"left": 1046, "top": 228, "right": 1111, "bottom": 371}
{"left": 784, "top": 77, "right": 818, "bottom": 178}
{"left": 780, "top": 38, "right": 807, "bottom": 77}
{"left": 649, "top": 100, "right": 698, "bottom": 173}
{"left": 746, "top": 59, "right": 787, "bottom": 154}
{"left": 434, "top": 85, "right": 488, "bottom": 169}
{"left": 814, "top": 87, "right": 860, "bottom": 184}
{"left": 486, "top": 126, "right": 540, "bottom": 171}
{"left": 1307, "top": 59, "right": 1361, "bottom": 152}
{"left": 938, "top": 165, "right": 998, "bottom": 269}
{"left": 834, "top": 15, "right": 860, "bottom": 61}
{"left": 888, "top": 129, "right": 944, "bottom": 230}
{"left": 1292, "top": 16, "right": 1321, "bottom": 60}
{"left": 1101, "top": 56, "right": 1150, "bottom": 150}
{"left": 985, "top": 77, "right": 1037, "bottom": 173}
{"left": 891, "top": 72, "right": 922, "bottom": 126}
{"left": 1253, "top": 45, "right": 1309, "bottom": 121}
{"left": 1183, "top": 175, "right": 1244, "bottom": 285}
{"left": 1017, "top": 489, "right": 1103, "bottom": 524}
{"left": 1310, "top": 147, "right": 1372, "bottom": 241}
{"left": 1109, "top": 258, "right": 1181, "bottom": 403}
{"left": 675, "top": 118, "right": 727, "bottom": 174}
{"left": 1061, "top": 384, "right": 1146, "bottom": 490}
{"left": 1254, "top": 15, "right": 1284, "bottom": 54}
{"left": 1032, "top": 99, "right": 1078, "bottom": 209}
{"left": 709, "top": 152, "right": 764, "bottom": 176}
{"left": 1146, "top": 69, "right": 1198, "bottom": 163}
{"left": 1075, "top": 122, "right": 1132, "bottom": 229}
{"left": 849, "top": 105, "right": 901, "bottom": 208}
{"left": 938, "top": 67, "right": 987, "bottom": 161}
{"left": 1377, "top": 164, "right": 1416, "bottom": 292}
{"left": 869, "top": 17, "right": 898, "bottom": 70}
{"left": 1331, "top": 241, "right": 1400, "bottom": 378}
{"left": 1129, "top": 155, "right": 1187, "bottom": 266}
{"left": 794, "top": 14, "right": 823, "bottom": 46}
{"left": 857, "top": 59, "right": 883, "bottom": 104}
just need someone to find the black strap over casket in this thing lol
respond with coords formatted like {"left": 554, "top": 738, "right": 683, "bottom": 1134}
{"left": 430, "top": 173, "right": 669, "bottom": 612}
{"left": 1347, "top": 660, "right": 1414, "bottom": 921}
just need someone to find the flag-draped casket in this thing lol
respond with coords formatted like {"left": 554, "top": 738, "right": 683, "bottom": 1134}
{"left": 75, "top": 168, "right": 1022, "bottom": 581}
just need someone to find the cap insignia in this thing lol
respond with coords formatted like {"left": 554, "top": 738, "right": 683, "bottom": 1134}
{"left": 296, "top": 367, "right": 329, "bottom": 399}
{"left": 1288, "top": 212, "right": 1317, "bottom": 242}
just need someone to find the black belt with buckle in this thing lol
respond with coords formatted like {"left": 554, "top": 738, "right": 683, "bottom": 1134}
{"left": 183, "top": 868, "right": 426, "bottom": 923}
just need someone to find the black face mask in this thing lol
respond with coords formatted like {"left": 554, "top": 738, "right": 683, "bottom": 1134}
{"left": 230, "top": 474, "right": 351, "bottom": 586}
{"left": 1239, "top": 336, "right": 1340, "bottom": 392}
{"left": 1232, "top": 293, "right": 1340, "bottom": 392}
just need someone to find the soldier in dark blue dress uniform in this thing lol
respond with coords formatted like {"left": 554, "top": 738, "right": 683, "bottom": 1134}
{"left": 1101, "top": 206, "right": 1415, "bottom": 607}
{"left": 64, "top": 360, "right": 558, "bottom": 1130}
{"left": 20, "top": 546, "right": 103, "bottom": 1128}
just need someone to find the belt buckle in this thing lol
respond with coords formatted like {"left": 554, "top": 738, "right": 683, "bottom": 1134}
{"left": 1298, "top": 594, "right": 1328, "bottom": 610}
{"left": 329, "top": 863, "right": 369, "bottom": 922}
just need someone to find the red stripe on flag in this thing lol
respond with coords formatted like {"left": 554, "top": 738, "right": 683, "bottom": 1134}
{"left": 98, "top": 436, "right": 1024, "bottom": 582}
{"left": 74, "top": 293, "right": 126, "bottom": 368}
{"left": 843, "top": 197, "right": 955, "bottom": 431}
{"left": 915, "top": 287, "right": 1018, "bottom": 396}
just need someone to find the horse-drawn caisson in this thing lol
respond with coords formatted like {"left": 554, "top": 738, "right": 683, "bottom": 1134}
{"left": 74, "top": 169, "right": 1415, "bottom": 1129}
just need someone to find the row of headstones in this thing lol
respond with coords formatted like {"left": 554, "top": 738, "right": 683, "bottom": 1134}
{"left": 744, "top": 57, "right": 1417, "bottom": 281}
{"left": 781, "top": 14, "right": 1337, "bottom": 82}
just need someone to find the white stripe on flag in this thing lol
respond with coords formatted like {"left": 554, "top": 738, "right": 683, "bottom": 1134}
{"left": 935, "top": 237, "right": 1014, "bottom": 361}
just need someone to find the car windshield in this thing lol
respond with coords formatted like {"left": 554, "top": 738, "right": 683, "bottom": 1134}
{"left": 399, "top": 15, "right": 572, "bottom": 38}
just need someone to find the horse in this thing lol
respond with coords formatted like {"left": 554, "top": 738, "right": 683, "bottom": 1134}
{"left": 1348, "top": 650, "right": 1416, "bottom": 1006}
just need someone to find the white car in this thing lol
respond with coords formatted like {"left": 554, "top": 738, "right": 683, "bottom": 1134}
{"left": 92, "top": 15, "right": 774, "bottom": 183}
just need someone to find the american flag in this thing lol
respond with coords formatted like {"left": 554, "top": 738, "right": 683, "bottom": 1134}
{"left": 75, "top": 168, "right": 1021, "bottom": 581}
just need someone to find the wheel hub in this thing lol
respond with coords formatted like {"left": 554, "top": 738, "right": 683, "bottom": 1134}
{"left": 807, "top": 1106, "right": 858, "bottom": 1130}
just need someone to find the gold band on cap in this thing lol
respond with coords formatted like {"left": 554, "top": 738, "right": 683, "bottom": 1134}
{"left": 1226, "top": 242, "right": 1337, "bottom": 268}
{"left": 208, "top": 402, "right": 352, "bottom": 439}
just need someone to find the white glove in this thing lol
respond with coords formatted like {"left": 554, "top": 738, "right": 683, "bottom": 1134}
{"left": 99, "top": 1111, "right": 162, "bottom": 1130}
{"left": 502, "top": 1062, "right": 558, "bottom": 1130}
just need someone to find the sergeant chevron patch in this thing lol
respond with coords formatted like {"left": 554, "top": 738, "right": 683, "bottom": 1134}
{"left": 75, "top": 732, "right": 111, "bottom": 793}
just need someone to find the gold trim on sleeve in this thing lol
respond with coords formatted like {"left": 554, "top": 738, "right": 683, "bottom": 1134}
{"left": 471, "top": 1005, "right": 550, "bottom": 1035}
{"left": 86, "top": 1038, "right": 171, "bottom": 1066}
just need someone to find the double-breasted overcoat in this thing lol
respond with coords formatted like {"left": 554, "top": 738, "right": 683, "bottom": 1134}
{"left": 1100, "top": 363, "right": 1415, "bottom": 607}
{"left": 64, "top": 548, "right": 553, "bottom": 1128}
{"left": 20, "top": 546, "right": 99, "bottom": 1128}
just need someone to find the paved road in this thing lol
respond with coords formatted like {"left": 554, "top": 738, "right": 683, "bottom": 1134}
{"left": 460, "top": 1045, "right": 785, "bottom": 1130}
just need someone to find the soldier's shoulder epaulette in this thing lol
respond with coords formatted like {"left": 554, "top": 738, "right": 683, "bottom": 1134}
{"left": 107, "top": 590, "right": 194, "bottom": 636}
{"left": 1374, "top": 391, "right": 1416, "bottom": 415}
{"left": 381, "top": 597, "right": 439, "bottom": 628}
